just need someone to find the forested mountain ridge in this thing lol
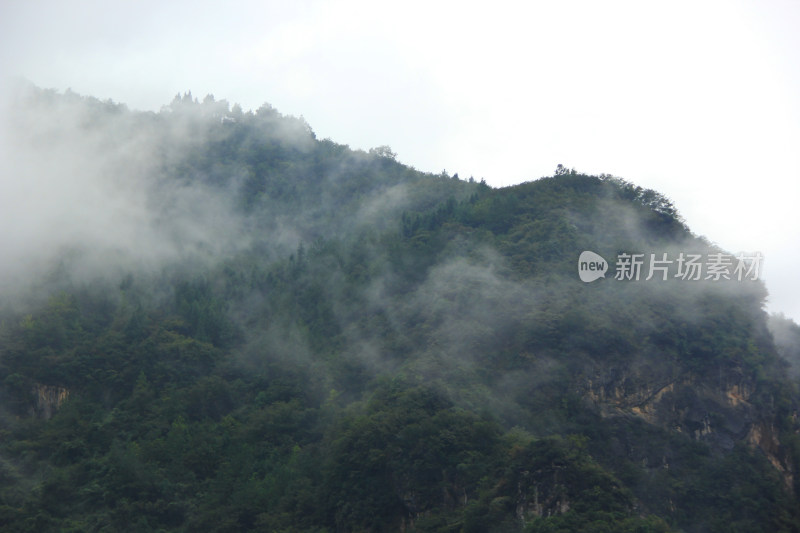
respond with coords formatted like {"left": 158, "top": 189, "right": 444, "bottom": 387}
{"left": 0, "top": 86, "right": 798, "bottom": 532}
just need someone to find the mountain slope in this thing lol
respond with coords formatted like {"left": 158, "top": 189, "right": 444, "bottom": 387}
{"left": 0, "top": 87, "right": 798, "bottom": 532}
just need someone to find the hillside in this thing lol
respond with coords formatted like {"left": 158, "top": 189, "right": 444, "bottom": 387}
{"left": 0, "top": 86, "right": 798, "bottom": 532}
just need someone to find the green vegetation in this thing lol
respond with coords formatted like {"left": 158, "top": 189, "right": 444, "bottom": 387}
{"left": 0, "top": 88, "right": 798, "bottom": 531}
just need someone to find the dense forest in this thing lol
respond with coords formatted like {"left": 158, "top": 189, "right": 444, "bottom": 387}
{"left": 0, "top": 85, "right": 799, "bottom": 532}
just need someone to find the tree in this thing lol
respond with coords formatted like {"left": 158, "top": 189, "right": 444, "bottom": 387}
{"left": 369, "top": 145, "right": 397, "bottom": 160}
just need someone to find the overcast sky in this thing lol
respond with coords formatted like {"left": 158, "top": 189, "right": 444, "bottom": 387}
{"left": 1, "top": 0, "right": 798, "bottom": 321}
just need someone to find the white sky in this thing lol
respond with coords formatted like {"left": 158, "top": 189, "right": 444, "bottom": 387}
{"left": 1, "top": 0, "right": 798, "bottom": 321}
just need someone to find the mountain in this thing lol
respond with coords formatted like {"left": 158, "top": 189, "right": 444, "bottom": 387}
{"left": 0, "top": 85, "right": 798, "bottom": 532}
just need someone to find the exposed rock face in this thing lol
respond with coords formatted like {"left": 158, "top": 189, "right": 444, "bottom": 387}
{"left": 580, "top": 362, "right": 796, "bottom": 489}
{"left": 515, "top": 472, "right": 571, "bottom": 522}
{"left": 32, "top": 384, "right": 69, "bottom": 420}
{"left": 747, "top": 420, "right": 794, "bottom": 489}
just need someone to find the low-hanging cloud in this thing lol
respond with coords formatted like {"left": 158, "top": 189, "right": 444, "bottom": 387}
{"left": 0, "top": 83, "right": 249, "bottom": 299}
